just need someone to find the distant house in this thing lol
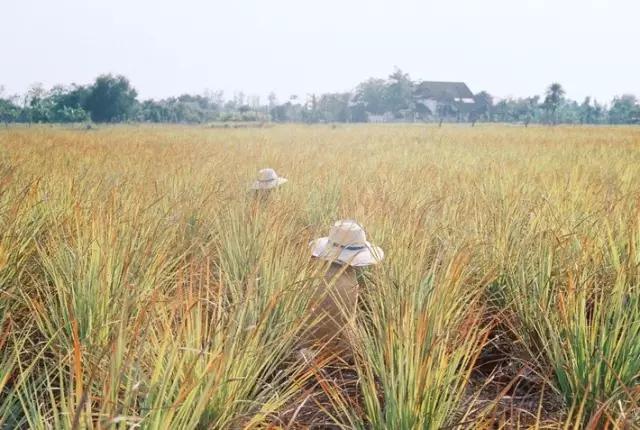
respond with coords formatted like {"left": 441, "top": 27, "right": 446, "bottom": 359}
{"left": 367, "top": 112, "right": 395, "bottom": 123}
{"left": 413, "top": 81, "right": 475, "bottom": 121}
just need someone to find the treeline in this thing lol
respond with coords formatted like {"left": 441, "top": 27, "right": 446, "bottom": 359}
{"left": 1, "top": 70, "right": 639, "bottom": 125}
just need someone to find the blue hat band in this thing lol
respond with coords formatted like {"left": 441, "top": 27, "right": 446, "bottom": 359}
{"left": 332, "top": 242, "right": 366, "bottom": 251}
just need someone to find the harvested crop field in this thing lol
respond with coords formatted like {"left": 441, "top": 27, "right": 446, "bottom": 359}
{"left": 1, "top": 124, "right": 640, "bottom": 428}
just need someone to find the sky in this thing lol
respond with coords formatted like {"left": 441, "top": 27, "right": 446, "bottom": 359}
{"left": 1, "top": 0, "right": 639, "bottom": 103}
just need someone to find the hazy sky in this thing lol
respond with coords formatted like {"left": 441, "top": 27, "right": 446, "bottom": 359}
{"left": 1, "top": 0, "right": 638, "bottom": 103}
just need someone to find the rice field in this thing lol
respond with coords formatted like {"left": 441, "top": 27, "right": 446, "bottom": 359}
{"left": 1, "top": 124, "right": 640, "bottom": 429}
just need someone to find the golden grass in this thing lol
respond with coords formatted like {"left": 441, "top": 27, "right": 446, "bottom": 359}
{"left": 1, "top": 124, "right": 640, "bottom": 428}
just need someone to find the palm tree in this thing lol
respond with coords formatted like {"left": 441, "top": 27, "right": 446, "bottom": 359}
{"left": 543, "top": 83, "right": 565, "bottom": 125}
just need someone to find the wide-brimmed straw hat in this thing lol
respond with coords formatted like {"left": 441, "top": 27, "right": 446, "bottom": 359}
{"left": 251, "top": 168, "right": 288, "bottom": 190}
{"left": 310, "top": 220, "right": 384, "bottom": 267}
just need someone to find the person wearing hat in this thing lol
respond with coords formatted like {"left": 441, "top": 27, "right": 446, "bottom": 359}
{"left": 305, "top": 219, "right": 384, "bottom": 355}
{"left": 251, "top": 168, "right": 288, "bottom": 191}
{"left": 249, "top": 168, "right": 288, "bottom": 203}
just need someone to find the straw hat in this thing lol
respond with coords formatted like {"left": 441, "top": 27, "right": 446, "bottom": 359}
{"left": 251, "top": 168, "right": 288, "bottom": 190}
{"left": 310, "top": 220, "right": 384, "bottom": 267}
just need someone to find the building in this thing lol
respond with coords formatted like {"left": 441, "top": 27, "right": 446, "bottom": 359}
{"left": 413, "top": 81, "right": 476, "bottom": 121}
{"left": 367, "top": 112, "right": 395, "bottom": 123}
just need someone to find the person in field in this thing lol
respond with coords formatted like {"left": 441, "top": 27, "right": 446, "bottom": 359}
{"left": 305, "top": 219, "right": 384, "bottom": 356}
{"left": 249, "top": 168, "right": 288, "bottom": 202}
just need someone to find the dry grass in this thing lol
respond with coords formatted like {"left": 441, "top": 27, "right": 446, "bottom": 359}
{"left": 1, "top": 124, "right": 639, "bottom": 429}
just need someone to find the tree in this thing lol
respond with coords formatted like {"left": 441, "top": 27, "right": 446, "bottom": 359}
{"left": 543, "top": 83, "right": 565, "bottom": 125}
{"left": 49, "top": 84, "right": 91, "bottom": 122}
{"left": 0, "top": 86, "right": 20, "bottom": 126}
{"left": 302, "top": 94, "right": 321, "bottom": 123}
{"left": 385, "top": 68, "right": 414, "bottom": 118}
{"left": 24, "top": 83, "right": 54, "bottom": 123}
{"left": 349, "top": 101, "right": 368, "bottom": 122}
{"left": 578, "top": 97, "right": 604, "bottom": 124}
{"left": 139, "top": 99, "right": 168, "bottom": 123}
{"left": 522, "top": 96, "right": 541, "bottom": 126}
{"left": 270, "top": 103, "right": 288, "bottom": 122}
{"left": 270, "top": 100, "right": 304, "bottom": 122}
{"left": 317, "top": 93, "right": 351, "bottom": 122}
{"left": 84, "top": 74, "right": 138, "bottom": 122}
{"left": 233, "top": 92, "right": 245, "bottom": 107}
{"left": 0, "top": 97, "right": 19, "bottom": 126}
{"left": 492, "top": 96, "right": 541, "bottom": 125}
{"left": 267, "top": 92, "right": 278, "bottom": 120}
{"left": 473, "top": 91, "right": 493, "bottom": 122}
{"left": 609, "top": 95, "right": 640, "bottom": 124}
{"left": 138, "top": 95, "right": 221, "bottom": 124}
{"left": 354, "top": 78, "right": 387, "bottom": 115}
{"left": 55, "top": 106, "right": 90, "bottom": 123}
{"left": 203, "top": 89, "right": 224, "bottom": 108}
{"left": 592, "top": 100, "right": 605, "bottom": 124}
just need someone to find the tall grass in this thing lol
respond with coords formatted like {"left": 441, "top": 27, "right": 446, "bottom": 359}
{"left": 334, "top": 249, "right": 488, "bottom": 429}
{"left": 503, "top": 228, "right": 640, "bottom": 427}
{"left": 1, "top": 124, "right": 639, "bottom": 428}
